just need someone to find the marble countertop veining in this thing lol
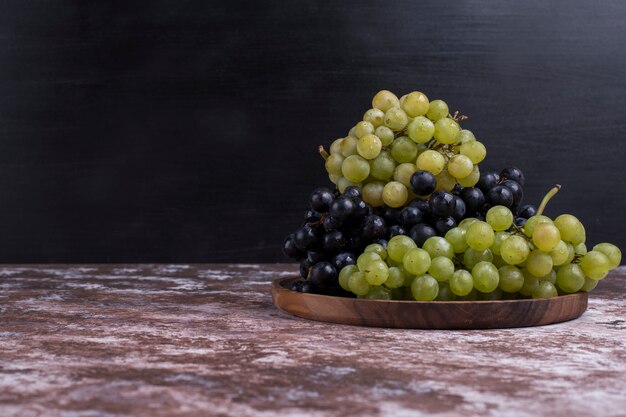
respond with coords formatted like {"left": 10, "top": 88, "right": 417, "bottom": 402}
{"left": 0, "top": 264, "right": 625, "bottom": 417}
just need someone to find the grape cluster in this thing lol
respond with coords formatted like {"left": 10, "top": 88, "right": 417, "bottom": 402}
{"left": 282, "top": 89, "right": 622, "bottom": 300}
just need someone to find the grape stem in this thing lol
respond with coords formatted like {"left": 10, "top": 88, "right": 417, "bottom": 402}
{"left": 536, "top": 184, "right": 561, "bottom": 216}
{"left": 319, "top": 145, "right": 329, "bottom": 161}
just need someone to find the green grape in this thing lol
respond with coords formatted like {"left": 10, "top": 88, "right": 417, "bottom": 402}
{"left": 340, "top": 136, "right": 358, "bottom": 157}
{"left": 574, "top": 242, "right": 587, "bottom": 255}
{"left": 341, "top": 155, "right": 370, "bottom": 183}
{"left": 390, "top": 136, "right": 418, "bottom": 163}
{"left": 457, "top": 288, "right": 479, "bottom": 301}
{"left": 435, "top": 282, "right": 456, "bottom": 301}
{"left": 498, "top": 265, "right": 524, "bottom": 293}
{"left": 458, "top": 218, "right": 478, "bottom": 230}
{"left": 465, "top": 221, "right": 495, "bottom": 251}
{"left": 403, "top": 248, "right": 431, "bottom": 275}
{"left": 348, "top": 126, "right": 357, "bottom": 137}
{"left": 554, "top": 214, "right": 585, "bottom": 245}
{"left": 463, "top": 248, "right": 493, "bottom": 269}
{"left": 411, "top": 275, "right": 439, "bottom": 301}
{"left": 445, "top": 227, "right": 468, "bottom": 253}
{"left": 362, "top": 181, "right": 385, "bottom": 207}
{"left": 471, "top": 261, "right": 499, "bottom": 293}
{"left": 388, "top": 235, "right": 418, "bottom": 262}
{"left": 364, "top": 243, "right": 387, "bottom": 260}
{"left": 423, "top": 236, "right": 454, "bottom": 259}
{"left": 486, "top": 206, "right": 513, "bottom": 231}
{"left": 416, "top": 150, "right": 446, "bottom": 175}
{"left": 581, "top": 277, "right": 598, "bottom": 292}
{"left": 490, "top": 231, "right": 510, "bottom": 255}
{"left": 357, "top": 252, "right": 381, "bottom": 271}
{"left": 428, "top": 256, "right": 455, "bottom": 282}
{"left": 477, "top": 288, "right": 504, "bottom": 300}
{"left": 435, "top": 170, "right": 456, "bottom": 192}
{"left": 328, "top": 173, "right": 341, "bottom": 184}
{"left": 364, "top": 286, "right": 392, "bottom": 300}
{"left": 565, "top": 242, "right": 576, "bottom": 264}
{"left": 387, "top": 256, "right": 403, "bottom": 268}
{"left": 447, "top": 154, "right": 474, "bottom": 179}
{"left": 356, "top": 134, "right": 382, "bottom": 160}
{"left": 329, "top": 138, "right": 343, "bottom": 155}
{"left": 526, "top": 250, "right": 553, "bottom": 277}
{"left": 433, "top": 118, "right": 460, "bottom": 144}
{"left": 364, "top": 260, "right": 389, "bottom": 285}
{"left": 549, "top": 240, "right": 569, "bottom": 266}
{"left": 363, "top": 108, "right": 385, "bottom": 127}
{"left": 426, "top": 99, "right": 448, "bottom": 121}
{"left": 580, "top": 250, "right": 610, "bottom": 280}
{"left": 538, "top": 269, "right": 557, "bottom": 284}
{"left": 369, "top": 151, "right": 396, "bottom": 180}
{"left": 384, "top": 107, "right": 409, "bottom": 131}
{"left": 393, "top": 163, "right": 416, "bottom": 188}
{"left": 500, "top": 235, "right": 531, "bottom": 265}
{"left": 492, "top": 254, "right": 508, "bottom": 268}
{"left": 532, "top": 222, "right": 561, "bottom": 252}
{"left": 325, "top": 153, "right": 344, "bottom": 175}
{"left": 372, "top": 90, "right": 400, "bottom": 112}
{"left": 449, "top": 269, "right": 474, "bottom": 296}
{"left": 338, "top": 265, "right": 358, "bottom": 291}
{"left": 384, "top": 266, "right": 405, "bottom": 289}
{"left": 354, "top": 121, "right": 375, "bottom": 138}
{"left": 382, "top": 181, "right": 408, "bottom": 208}
{"left": 519, "top": 269, "right": 540, "bottom": 297}
{"left": 375, "top": 126, "right": 395, "bottom": 147}
{"left": 348, "top": 271, "right": 370, "bottom": 295}
{"left": 524, "top": 215, "right": 553, "bottom": 237}
{"left": 459, "top": 141, "right": 486, "bottom": 164}
{"left": 593, "top": 243, "right": 622, "bottom": 269}
{"left": 457, "top": 129, "right": 475, "bottom": 144}
{"left": 337, "top": 177, "right": 362, "bottom": 193}
{"left": 407, "top": 116, "right": 435, "bottom": 144}
{"left": 532, "top": 281, "right": 558, "bottom": 299}
{"left": 457, "top": 165, "right": 480, "bottom": 187}
{"left": 401, "top": 91, "right": 430, "bottom": 117}
{"left": 556, "top": 263, "right": 585, "bottom": 293}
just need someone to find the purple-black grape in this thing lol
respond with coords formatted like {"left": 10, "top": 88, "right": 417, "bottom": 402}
{"left": 332, "top": 252, "right": 356, "bottom": 271}
{"left": 388, "top": 225, "right": 407, "bottom": 238}
{"left": 500, "top": 167, "right": 525, "bottom": 187}
{"left": 309, "top": 187, "right": 334, "bottom": 213}
{"left": 329, "top": 196, "right": 355, "bottom": 221}
{"left": 409, "top": 170, "right": 436, "bottom": 196}
{"left": 323, "top": 216, "right": 341, "bottom": 232}
{"left": 293, "top": 224, "right": 319, "bottom": 251}
{"left": 299, "top": 259, "right": 312, "bottom": 279}
{"left": 434, "top": 216, "right": 457, "bottom": 235}
{"left": 282, "top": 234, "right": 305, "bottom": 259}
{"left": 428, "top": 190, "right": 457, "bottom": 217}
{"left": 400, "top": 206, "right": 424, "bottom": 228}
{"left": 309, "top": 262, "right": 337, "bottom": 289}
{"left": 409, "top": 224, "right": 437, "bottom": 246}
{"left": 460, "top": 187, "right": 485, "bottom": 215}
{"left": 518, "top": 204, "right": 537, "bottom": 219}
{"left": 502, "top": 179, "right": 523, "bottom": 206}
{"left": 323, "top": 230, "right": 346, "bottom": 253}
{"left": 477, "top": 171, "right": 500, "bottom": 193}
{"left": 487, "top": 185, "right": 514, "bottom": 208}
{"left": 451, "top": 196, "right": 466, "bottom": 221}
{"left": 361, "top": 215, "right": 387, "bottom": 242}
{"left": 343, "top": 186, "right": 362, "bottom": 200}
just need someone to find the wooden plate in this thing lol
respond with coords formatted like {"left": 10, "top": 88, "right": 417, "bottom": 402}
{"left": 271, "top": 276, "right": 588, "bottom": 329}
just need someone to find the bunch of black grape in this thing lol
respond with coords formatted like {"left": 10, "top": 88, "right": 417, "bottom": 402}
{"left": 283, "top": 186, "right": 387, "bottom": 294}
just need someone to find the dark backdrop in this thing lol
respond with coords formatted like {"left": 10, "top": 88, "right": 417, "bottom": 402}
{"left": 0, "top": 0, "right": 624, "bottom": 263}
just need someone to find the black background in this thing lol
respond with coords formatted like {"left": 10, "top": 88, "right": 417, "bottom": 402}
{"left": 0, "top": 0, "right": 624, "bottom": 263}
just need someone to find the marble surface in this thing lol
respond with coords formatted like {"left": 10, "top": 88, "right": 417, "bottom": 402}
{"left": 0, "top": 264, "right": 624, "bottom": 417}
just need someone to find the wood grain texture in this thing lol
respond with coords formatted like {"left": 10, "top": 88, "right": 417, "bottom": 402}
{"left": 272, "top": 277, "right": 588, "bottom": 329}
{"left": 0, "top": 264, "right": 624, "bottom": 417}
{"left": 0, "top": 1, "right": 625, "bottom": 262}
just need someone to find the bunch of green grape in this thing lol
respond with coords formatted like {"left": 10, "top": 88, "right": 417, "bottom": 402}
{"left": 338, "top": 192, "right": 621, "bottom": 301}
{"left": 324, "top": 90, "right": 486, "bottom": 208}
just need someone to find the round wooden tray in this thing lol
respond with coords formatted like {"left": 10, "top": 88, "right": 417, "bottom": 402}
{"left": 271, "top": 276, "right": 588, "bottom": 329}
